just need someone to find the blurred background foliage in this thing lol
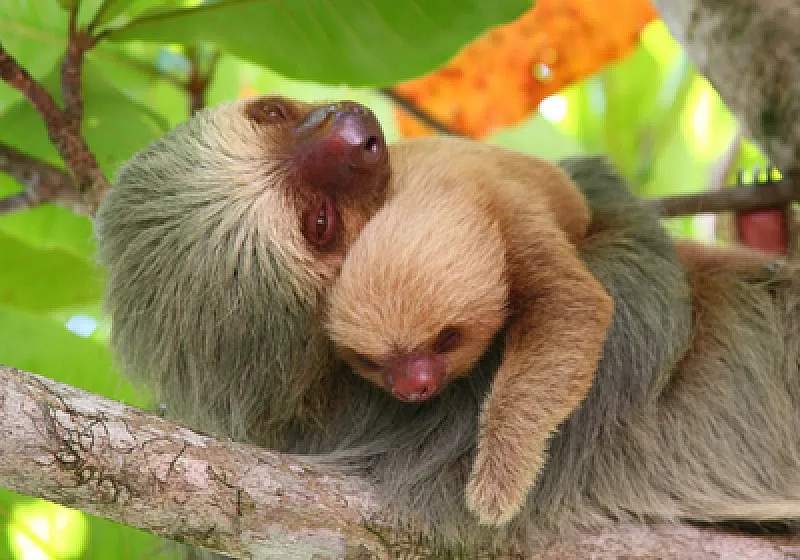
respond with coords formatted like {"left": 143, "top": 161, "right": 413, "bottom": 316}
{"left": 0, "top": 0, "right": 773, "bottom": 557}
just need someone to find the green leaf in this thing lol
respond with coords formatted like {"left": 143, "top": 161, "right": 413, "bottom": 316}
{"left": 108, "top": 0, "right": 530, "bottom": 86}
{"left": 81, "top": 63, "right": 172, "bottom": 172}
{"left": 0, "top": 305, "right": 141, "bottom": 400}
{"left": 89, "top": 43, "right": 189, "bottom": 128}
{"left": 490, "top": 113, "right": 583, "bottom": 161}
{"left": 0, "top": 204, "right": 96, "bottom": 260}
{"left": 92, "top": 0, "right": 185, "bottom": 29}
{"left": 0, "top": 232, "right": 103, "bottom": 312}
{"left": 0, "top": 0, "right": 67, "bottom": 110}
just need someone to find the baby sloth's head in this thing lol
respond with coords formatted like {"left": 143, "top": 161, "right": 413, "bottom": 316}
{"left": 327, "top": 138, "right": 510, "bottom": 402}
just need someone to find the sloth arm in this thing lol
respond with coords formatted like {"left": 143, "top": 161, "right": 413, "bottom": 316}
{"left": 466, "top": 181, "right": 614, "bottom": 526}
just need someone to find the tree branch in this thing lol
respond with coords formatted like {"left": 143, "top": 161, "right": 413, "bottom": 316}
{"left": 0, "top": 365, "right": 389, "bottom": 559}
{"left": 0, "top": 364, "right": 797, "bottom": 559}
{"left": 62, "top": 3, "right": 91, "bottom": 131}
{"left": 650, "top": 172, "right": 800, "bottom": 217}
{"left": 0, "top": 143, "right": 90, "bottom": 214}
{"left": 186, "top": 46, "right": 220, "bottom": 115}
{"left": 0, "top": 42, "right": 109, "bottom": 214}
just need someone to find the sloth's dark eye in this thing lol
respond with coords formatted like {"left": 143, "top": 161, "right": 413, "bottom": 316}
{"left": 433, "top": 327, "right": 461, "bottom": 354}
{"left": 303, "top": 195, "right": 336, "bottom": 248}
{"left": 246, "top": 98, "right": 292, "bottom": 124}
{"left": 263, "top": 103, "right": 286, "bottom": 120}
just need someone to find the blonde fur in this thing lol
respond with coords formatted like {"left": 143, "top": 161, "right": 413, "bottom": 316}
{"left": 327, "top": 137, "right": 614, "bottom": 525}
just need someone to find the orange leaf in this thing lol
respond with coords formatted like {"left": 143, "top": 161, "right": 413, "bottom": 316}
{"left": 393, "top": 0, "right": 657, "bottom": 138}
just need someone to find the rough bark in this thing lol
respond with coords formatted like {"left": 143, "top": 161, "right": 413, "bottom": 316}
{"left": 651, "top": 0, "right": 800, "bottom": 171}
{"left": 0, "top": 364, "right": 797, "bottom": 559}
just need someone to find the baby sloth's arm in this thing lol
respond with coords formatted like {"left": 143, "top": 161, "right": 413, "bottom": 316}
{"left": 466, "top": 179, "right": 614, "bottom": 526}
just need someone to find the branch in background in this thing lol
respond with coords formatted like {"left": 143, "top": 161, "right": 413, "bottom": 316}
{"left": 0, "top": 363, "right": 796, "bottom": 559}
{"left": 61, "top": 4, "right": 91, "bottom": 132}
{"left": 0, "top": 42, "right": 109, "bottom": 214}
{"left": 381, "top": 88, "right": 458, "bottom": 136}
{"left": 0, "top": 143, "right": 90, "bottom": 215}
{"left": 650, "top": 173, "right": 800, "bottom": 217}
{"left": 186, "top": 47, "right": 220, "bottom": 115}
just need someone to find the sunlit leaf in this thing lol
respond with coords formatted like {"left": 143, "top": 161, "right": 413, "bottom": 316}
{"left": 93, "top": 0, "right": 186, "bottom": 29}
{"left": 394, "top": 0, "right": 656, "bottom": 138}
{"left": 0, "top": 232, "right": 102, "bottom": 311}
{"left": 9, "top": 500, "right": 88, "bottom": 559}
{"left": 89, "top": 43, "right": 189, "bottom": 127}
{"left": 0, "top": 205, "right": 95, "bottom": 260}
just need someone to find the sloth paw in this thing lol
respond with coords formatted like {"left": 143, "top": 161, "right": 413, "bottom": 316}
{"left": 466, "top": 441, "right": 537, "bottom": 526}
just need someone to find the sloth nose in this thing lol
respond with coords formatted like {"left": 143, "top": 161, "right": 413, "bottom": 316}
{"left": 293, "top": 101, "right": 388, "bottom": 191}
{"left": 387, "top": 354, "right": 445, "bottom": 402}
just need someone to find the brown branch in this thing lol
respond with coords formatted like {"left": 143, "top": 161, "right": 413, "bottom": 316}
{"left": 0, "top": 143, "right": 90, "bottom": 215}
{"left": 0, "top": 42, "right": 109, "bottom": 214}
{"left": 186, "top": 47, "right": 220, "bottom": 115}
{"left": 650, "top": 172, "right": 800, "bottom": 217}
{"left": 0, "top": 363, "right": 797, "bottom": 559}
{"left": 62, "top": 4, "right": 92, "bottom": 131}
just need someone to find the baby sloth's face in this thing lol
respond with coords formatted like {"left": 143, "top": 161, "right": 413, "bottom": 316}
{"left": 326, "top": 141, "right": 509, "bottom": 402}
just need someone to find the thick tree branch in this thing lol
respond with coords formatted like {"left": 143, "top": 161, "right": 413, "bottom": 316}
{"left": 651, "top": 0, "right": 800, "bottom": 172}
{"left": 0, "top": 364, "right": 797, "bottom": 559}
{"left": 0, "top": 42, "right": 109, "bottom": 213}
{"left": 0, "top": 143, "right": 90, "bottom": 214}
{"left": 0, "top": 365, "right": 389, "bottom": 559}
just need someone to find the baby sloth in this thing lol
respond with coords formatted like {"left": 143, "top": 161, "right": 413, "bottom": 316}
{"left": 326, "top": 136, "right": 614, "bottom": 526}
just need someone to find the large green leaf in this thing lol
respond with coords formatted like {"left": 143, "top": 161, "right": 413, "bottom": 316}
{"left": 0, "top": 0, "right": 67, "bottom": 110}
{"left": 0, "top": 204, "right": 96, "bottom": 260}
{"left": 0, "top": 305, "right": 136, "bottom": 398}
{"left": 92, "top": 0, "right": 186, "bottom": 29}
{"left": 0, "top": 232, "right": 102, "bottom": 311}
{"left": 89, "top": 43, "right": 191, "bottom": 128}
{"left": 108, "top": 0, "right": 531, "bottom": 86}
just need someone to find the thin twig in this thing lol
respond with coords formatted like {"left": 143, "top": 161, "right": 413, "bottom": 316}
{"left": 62, "top": 3, "right": 90, "bottom": 130}
{"left": 186, "top": 46, "right": 220, "bottom": 115}
{"left": 649, "top": 173, "right": 800, "bottom": 217}
{"left": 381, "top": 88, "right": 458, "bottom": 136}
{"left": 0, "top": 143, "right": 90, "bottom": 215}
